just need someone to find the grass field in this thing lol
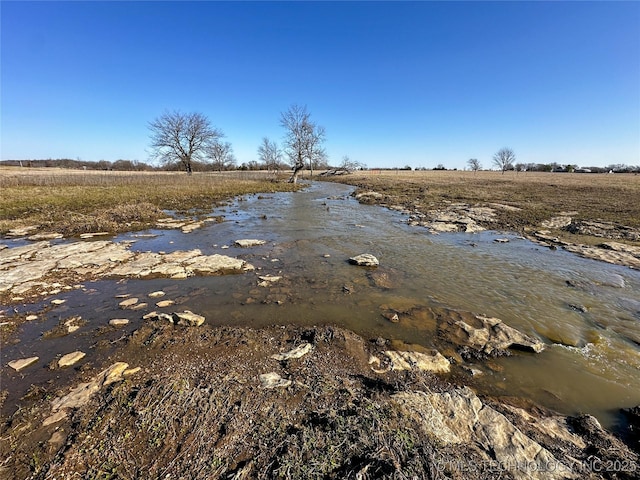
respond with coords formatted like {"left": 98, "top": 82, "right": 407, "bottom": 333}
{"left": 0, "top": 168, "right": 299, "bottom": 236}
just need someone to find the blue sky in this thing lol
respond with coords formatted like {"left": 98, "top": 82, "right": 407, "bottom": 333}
{"left": 2, "top": 1, "right": 639, "bottom": 169}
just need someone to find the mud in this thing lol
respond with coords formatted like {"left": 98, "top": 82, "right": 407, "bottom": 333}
{"left": 2, "top": 323, "right": 638, "bottom": 479}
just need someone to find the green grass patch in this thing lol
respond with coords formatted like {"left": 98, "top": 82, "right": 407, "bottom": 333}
{"left": 0, "top": 169, "right": 300, "bottom": 236}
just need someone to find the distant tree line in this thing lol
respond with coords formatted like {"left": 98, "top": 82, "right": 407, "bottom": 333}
{"left": 512, "top": 163, "right": 640, "bottom": 173}
{"left": 0, "top": 158, "right": 155, "bottom": 171}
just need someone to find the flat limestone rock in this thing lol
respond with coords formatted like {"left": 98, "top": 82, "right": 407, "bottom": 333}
{"left": 79, "top": 232, "right": 110, "bottom": 239}
{"left": 563, "top": 244, "right": 640, "bottom": 269}
{"left": 541, "top": 216, "right": 572, "bottom": 229}
{"left": 186, "top": 254, "right": 253, "bottom": 274}
{"left": 27, "top": 232, "right": 64, "bottom": 241}
{"left": 42, "top": 410, "right": 68, "bottom": 427}
{"left": 8, "top": 356, "right": 39, "bottom": 371}
{"left": 259, "top": 372, "right": 292, "bottom": 389}
{"left": 148, "top": 291, "right": 166, "bottom": 298}
{"left": 7, "top": 226, "right": 39, "bottom": 237}
{"left": 143, "top": 311, "right": 174, "bottom": 323}
{"left": 50, "top": 362, "right": 129, "bottom": 412}
{"left": 172, "top": 310, "right": 205, "bottom": 327}
{"left": 109, "top": 253, "right": 163, "bottom": 277}
{"left": 156, "top": 300, "right": 175, "bottom": 308}
{"left": 385, "top": 350, "right": 450, "bottom": 373}
{"left": 235, "top": 239, "right": 267, "bottom": 248}
{"left": 440, "top": 314, "right": 545, "bottom": 355}
{"left": 156, "top": 218, "right": 188, "bottom": 229}
{"left": 181, "top": 221, "right": 204, "bottom": 233}
{"left": 392, "top": 387, "right": 574, "bottom": 480}
{"left": 161, "top": 250, "right": 202, "bottom": 263}
{"left": 349, "top": 253, "right": 379, "bottom": 267}
{"left": 58, "top": 351, "right": 86, "bottom": 368}
{"left": 428, "top": 222, "right": 461, "bottom": 233}
{"left": 1, "top": 240, "right": 255, "bottom": 297}
{"left": 258, "top": 275, "right": 282, "bottom": 287}
{"left": 270, "top": 343, "right": 313, "bottom": 361}
{"left": 119, "top": 297, "right": 139, "bottom": 308}
{"left": 109, "top": 319, "right": 130, "bottom": 327}
{"left": 150, "top": 263, "right": 188, "bottom": 278}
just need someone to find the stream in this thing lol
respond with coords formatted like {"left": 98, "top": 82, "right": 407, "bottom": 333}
{"left": 3, "top": 181, "right": 640, "bottom": 430}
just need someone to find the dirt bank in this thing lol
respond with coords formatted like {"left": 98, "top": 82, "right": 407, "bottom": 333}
{"left": 2, "top": 322, "right": 638, "bottom": 479}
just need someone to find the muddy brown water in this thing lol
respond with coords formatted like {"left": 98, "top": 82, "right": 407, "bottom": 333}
{"left": 2, "top": 181, "right": 640, "bottom": 430}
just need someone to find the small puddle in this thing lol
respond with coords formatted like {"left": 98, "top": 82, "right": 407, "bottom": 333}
{"left": 2, "top": 181, "right": 640, "bottom": 430}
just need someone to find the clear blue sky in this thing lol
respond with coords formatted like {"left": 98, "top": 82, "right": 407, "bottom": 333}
{"left": 2, "top": 1, "right": 639, "bottom": 169}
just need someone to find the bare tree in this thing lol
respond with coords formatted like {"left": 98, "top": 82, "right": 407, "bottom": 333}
{"left": 208, "top": 141, "right": 236, "bottom": 172}
{"left": 257, "top": 137, "right": 283, "bottom": 173}
{"left": 321, "top": 155, "right": 365, "bottom": 176}
{"left": 280, "top": 104, "right": 326, "bottom": 183}
{"left": 493, "top": 147, "right": 516, "bottom": 174}
{"left": 339, "top": 155, "right": 364, "bottom": 173}
{"left": 467, "top": 158, "right": 481, "bottom": 172}
{"left": 148, "top": 111, "right": 223, "bottom": 174}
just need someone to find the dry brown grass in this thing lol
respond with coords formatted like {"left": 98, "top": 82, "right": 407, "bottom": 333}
{"left": 328, "top": 170, "right": 640, "bottom": 237}
{"left": 0, "top": 168, "right": 299, "bottom": 236}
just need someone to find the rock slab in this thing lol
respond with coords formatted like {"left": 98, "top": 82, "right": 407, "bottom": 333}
{"left": 172, "top": 310, "right": 205, "bottom": 327}
{"left": 49, "top": 362, "right": 130, "bottom": 414}
{"left": 235, "top": 239, "right": 266, "bottom": 248}
{"left": 393, "top": 387, "right": 574, "bottom": 479}
{"left": 270, "top": 343, "right": 313, "bottom": 361}
{"left": 58, "top": 351, "right": 86, "bottom": 368}
{"left": 259, "top": 372, "right": 292, "bottom": 389}
{"left": 370, "top": 350, "right": 450, "bottom": 374}
{"left": 8, "top": 356, "right": 39, "bottom": 371}
{"left": 441, "top": 314, "right": 545, "bottom": 355}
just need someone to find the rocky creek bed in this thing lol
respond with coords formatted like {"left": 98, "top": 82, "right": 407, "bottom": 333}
{"left": 0, "top": 239, "right": 638, "bottom": 479}
{"left": 353, "top": 190, "right": 640, "bottom": 270}
{"left": 2, "top": 184, "right": 640, "bottom": 479}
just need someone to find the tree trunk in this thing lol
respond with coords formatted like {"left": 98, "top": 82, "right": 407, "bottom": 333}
{"left": 289, "top": 163, "right": 304, "bottom": 183}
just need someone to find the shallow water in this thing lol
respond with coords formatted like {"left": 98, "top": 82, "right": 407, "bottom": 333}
{"left": 3, "top": 181, "right": 640, "bottom": 429}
